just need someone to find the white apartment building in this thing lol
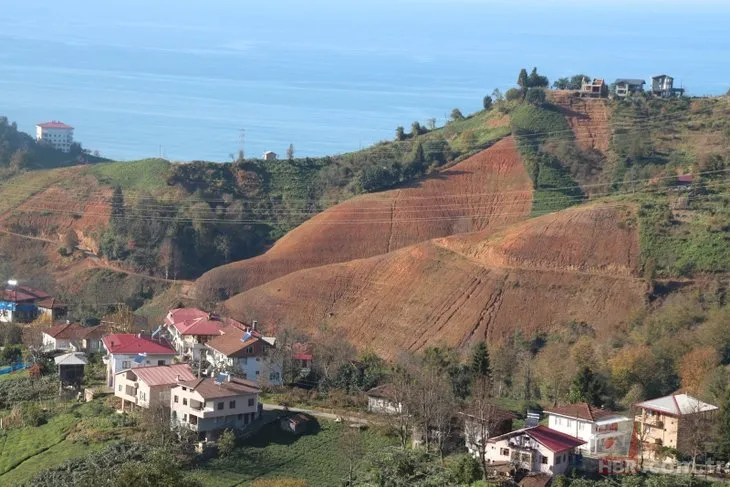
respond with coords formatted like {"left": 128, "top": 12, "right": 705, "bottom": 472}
{"left": 101, "top": 333, "right": 178, "bottom": 386}
{"left": 204, "top": 324, "right": 282, "bottom": 386}
{"left": 114, "top": 363, "right": 196, "bottom": 412}
{"left": 545, "top": 403, "right": 632, "bottom": 455}
{"left": 170, "top": 375, "right": 261, "bottom": 441}
{"left": 36, "top": 121, "right": 74, "bottom": 152}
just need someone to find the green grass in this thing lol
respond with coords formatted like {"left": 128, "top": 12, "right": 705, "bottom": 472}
{"left": 0, "top": 413, "right": 77, "bottom": 477}
{"left": 90, "top": 158, "right": 171, "bottom": 192}
{"left": 190, "top": 420, "right": 397, "bottom": 487}
{"left": 0, "top": 169, "right": 68, "bottom": 214}
{"left": 0, "top": 371, "right": 28, "bottom": 383}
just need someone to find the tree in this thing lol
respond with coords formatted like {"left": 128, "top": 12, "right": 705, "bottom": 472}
{"left": 287, "top": 143, "right": 295, "bottom": 161}
{"left": 491, "top": 88, "right": 504, "bottom": 102}
{"left": 679, "top": 347, "right": 720, "bottom": 394}
{"left": 553, "top": 77, "right": 570, "bottom": 90}
{"left": 340, "top": 425, "right": 364, "bottom": 485}
{"left": 115, "top": 448, "right": 202, "bottom": 487}
{"left": 465, "top": 380, "right": 500, "bottom": 480}
{"left": 505, "top": 88, "right": 523, "bottom": 101}
{"left": 535, "top": 342, "right": 574, "bottom": 406}
{"left": 10, "top": 150, "right": 30, "bottom": 171}
{"left": 395, "top": 126, "right": 406, "bottom": 141}
{"left": 568, "top": 366, "right": 605, "bottom": 406}
{"left": 411, "top": 121, "right": 423, "bottom": 137}
{"left": 525, "top": 87, "right": 546, "bottom": 105}
{"left": 527, "top": 67, "right": 549, "bottom": 88}
{"left": 62, "top": 230, "right": 78, "bottom": 254}
{"left": 482, "top": 95, "right": 493, "bottom": 111}
{"left": 0, "top": 344, "right": 22, "bottom": 365}
{"left": 110, "top": 186, "right": 126, "bottom": 232}
{"left": 217, "top": 429, "right": 236, "bottom": 457}
{"left": 450, "top": 108, "right": 464, "bottom": 121}
{"left": 716, "top": 387, "right": 730, "bottom": 460}
{"left": 471, "top": 341, "right": 490, "bottom": 389}
{"left": 388, "top": 358, "right": 417, "bottom": 449}
{"left": 426, "top": 118, "right": 437, "bottom": 130}
{"left": 517, "top": 68, "right": 529, "bottom": 89}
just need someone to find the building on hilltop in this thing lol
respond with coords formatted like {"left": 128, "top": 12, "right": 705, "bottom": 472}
{"left": 651, "top": 74, "right": 685, "bottom": 98}
{"left": 114, "top": 363, "right": 196, "bottom": 412}
{"left": 544, "top": 403, "right": 632, "bottom": 455}
{"left": 613, "top": 79, "right": 646, "bottom": 98}
{"left": 170, "top": 374, "right": 261, "bottom": 442}
{"left": 579, "top": 78, "right": 607, "bottom": 98}
{"left": 263, "top": 151, "right": 277, "bottom": 161}
{"left": 35, "top": 121, "right": 74, "bottom": 152}
{"left": 101, "top": 333, "right": 177, "bottom": 386}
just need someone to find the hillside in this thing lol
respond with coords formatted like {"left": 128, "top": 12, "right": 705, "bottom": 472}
{"left": 222, "top": 203, "right": 647, "bottom": 358}
{"left": 193, "top": 137, "right": 533, "bottom": 300}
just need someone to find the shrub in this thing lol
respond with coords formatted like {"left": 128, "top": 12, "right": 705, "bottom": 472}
{"left": 218, "top": 429, "right": 236, "bottom": 458}
{"left": 525, "top": 88, "right": 546, "bottom": 105}
{"left": 482, "top": 95, "right": 492, "bottom": 111}
{"left": 505, "top": 88, "right": 523, "bottom": 101}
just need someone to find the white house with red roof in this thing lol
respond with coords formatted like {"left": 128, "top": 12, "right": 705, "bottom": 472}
{"left": 483, "top": 425, "right": 586, "bottom": 476}
{"left": 101, "top": 333, "right": 177, "bottom": 386}
{"left": 163, "top": 308, "right": 246, "bottom": 362}
{"left": 114, "top": 363, "right": 196, "bottom": 412}
{"left": 35, "top": 121, "right": 74, "bottom": 152}
{"left": 204, "top": 324, "right": 282, "bottom": 386}
{"left": 545, "top": 403, "right": 632, "bottom": 455}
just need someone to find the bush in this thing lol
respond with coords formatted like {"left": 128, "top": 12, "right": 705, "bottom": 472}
{"left": 505, "top": 88, "right": 523, "bottom": 101}
{"left": 526, "top": 88, "right": 546, "bottom": 105}
{"left": 218, "top": 429, "right": 236, "bottom": 458}
{"left": 482, "top": 96, "right": 493, "bottom": 111}
{"left": 20, "top": 402, "right": 48, "bottom": 427}
{"left": 446, "top": 454, "right": 482, "bottom": 485}
{"left": 0, "top": 344, "right": 22, "bottom": 364}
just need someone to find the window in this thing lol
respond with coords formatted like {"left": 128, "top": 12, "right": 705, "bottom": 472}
{"left": 117, "top": 384, "right": 122, "bottom": 392}
{"left": 270, "top": 372, "right": 280, "bottom": 381}
{"left": 542, "top": 456, "right": 549, "bottom": 465}
{"left": 500, "top": 448, "right": 509, "bottom": 456}
{"left": 174, "top": 395, "right": 179, "bottom": 403}
{"left": 182, "top": 386, "right": 187, "bottom": 391}
{"left": 158, "top": 360, "right": 165, "bottom": 366}
{"left": 248, "top": 398, "right": 254, "bottom": 407}
{"left": 566, "top": 420, "right": 573, "bottom": 428}
{"left": 255, "top": 370, "right": 260, "bottom": 376}
{"left": 218, "top": 402, "right": 224, "bottom": 410}
{"left": 183, "top": 398, "right": 188, "bottom": 406}
{"left": 229, "top": 400, "right": 236, "bottom": 409}
{"left": 246, "top": 346, "right": 254, "bottom": 354}
{"left": 122, "top": 361, "right": 130, "bottom": 369}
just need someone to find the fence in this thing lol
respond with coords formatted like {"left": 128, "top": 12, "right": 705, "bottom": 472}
{"left": 0, "top": 362, "right": 29, "bottom": 376}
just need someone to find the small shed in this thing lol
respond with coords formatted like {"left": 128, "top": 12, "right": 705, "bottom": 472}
{"left": 262, "top": 151, "right": 277, "bottom": 161}
{"left": 55, "top": 352, "right": 88, "bottom": 387}
{"left": 280, "top": 413, "right": 315, "bottom": 435}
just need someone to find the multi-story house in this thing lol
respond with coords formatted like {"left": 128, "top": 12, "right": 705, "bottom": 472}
{"left": 484, "top": 426, "right": 586, "bottom": 476}
{"left": 634, "top": 393, "right": 718, "bottom": 462}
{"left": 101, "top": 333, "right": 177, "bottom": 386}
{"left": 164, "top": 308, "right": 245, "bottom": 362}
{"left": 170, "top": 375, "right": 261, "bottom": 441}
{"left": 204, "top": 324, "right": 282, "bottom": 386}
{"left": 114, "top": 363, "right": 196, "bottom": 412}
{"left": 41, "top": 322, "right": 107, "bottom": 352}
{"left": 35, "top": 121, "right": 74, "bottom": 152}
{"left": 545, "top": 403, "right": 632, "bottom": 455}
{"left": 613, "top": 79, "right": 646, "bottom": 98}
{"left": 0, "top": 281, "right": 66, "bottom": 323}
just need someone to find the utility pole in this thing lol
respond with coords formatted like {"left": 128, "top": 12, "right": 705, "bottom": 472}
{"left": 238, "top": 128, "right": 246, "bottom": 162}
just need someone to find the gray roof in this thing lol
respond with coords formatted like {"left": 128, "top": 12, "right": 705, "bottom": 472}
{"left": 652, "top": 74, "right": 672, "bottom": 80}
{"left": 54, "top": 352, "right": 88, "bottom": 366}
{"left": 635, "top": 393, "right": 718, "bottom": 416}
{"left": 615, "top": 79, "right": 646, "bottom": 85}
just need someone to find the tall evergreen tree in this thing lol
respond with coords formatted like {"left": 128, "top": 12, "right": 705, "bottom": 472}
{"left": 568, "top": 366, "right": 605, "bottom": 406}
{"left": 517, "top": 68, "right": 529, "bottom": 89}
{"left": 110, "top": 186, "right": 126, "bottom": 232}
{"left": 471, "top": 341, "right": 491, "bottom": 384}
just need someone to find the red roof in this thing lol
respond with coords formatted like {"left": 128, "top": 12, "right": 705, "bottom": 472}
{"left": 292, "top": 342, "right": 313, "bottom": 361}
{"left": 545, "top": 403, "right": 616, "bottom": 422}
{"left": 43, "top": 322, "right": 85, "bottom": 339}
{"left": 165, "top": 308, "right": 245, "bottom": 336}
{"left": 102, "top": 333, "right": 176, "bottom": 355}
{"left": 0, "top": 284, "right": 53, "bottom": 304}
{"left": 37, "top": 121, "right": 73, "bottom": 129}
{"left": 491, "top": 425, "right": 586, "bottom": 453}
{"left": 123, "top": 363, "right": 196, "bottom": 386}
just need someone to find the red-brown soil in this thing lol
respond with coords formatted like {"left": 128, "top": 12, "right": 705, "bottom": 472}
{"left": 552, "top": 91, "right": 611, "bottom": 154}
{"left": 194, "top": 137, "right": 533, "bottom": 298}
{"left": 223, "top": 203, "right": 647, "bottom": 359}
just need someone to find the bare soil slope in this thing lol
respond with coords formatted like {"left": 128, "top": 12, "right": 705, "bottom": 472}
{"left": 195, "top": 137, "right": 533, "bottom": 298}
{"left": 223, "top": 203, "right": 646, "bottom": 359}
{"left": 552, "top": 91, "right": 611, "bottom": 153}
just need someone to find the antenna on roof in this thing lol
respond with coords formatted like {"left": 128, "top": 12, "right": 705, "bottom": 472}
{"left": 214, "top": 372, "right": 228, "bottom": 385}
{"left": 150, "top": 325, "right": 162, "bottom": 339}
{"left": 240, "top": 331, "right": 253, "bottom": 342}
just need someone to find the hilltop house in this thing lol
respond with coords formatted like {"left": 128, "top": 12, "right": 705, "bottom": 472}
{"left": 114, "top": 363, "right": 196, "bottom": 412}
{"left": 163, "top": 308, "right": 246, "bottom": 362}
{"left": 614, "top": 79, "right": 646, "bottom": 98}
{"left": 545, "top": 403, "right": 632, "bottom": 455}
{"left": 366, "top": 384, "right": 402, "bottom": 414}
{"left": 204, "top": 323, "right": 282, "bottom": 386}
{"left": 483, "top": 426, "right": 586, "bottom": 476}
{"left": 651, "top": 75, "right": 684, "bottom": 98}
{"left": 101, "top": 333, "right": 177, "bottom": 386}
{"left": 35, "top": 121, "right": 74, "bottom": 152}
{"left": 579, "top": 78, "right": 607, "bottom": 98}
{"left": 633, "top": 393, "right": 718, "bottom": 462}
{"left": 170, "top": 375, "right": 261, "bottom": 442}
{"left": 263, "top": 151, "right": 277, "bottom": 161}
{"left": 42, "top": 322, "right": 107, "bottom": 352}
{"left": 0, "top": 281, "right": 66, "bottom": 323}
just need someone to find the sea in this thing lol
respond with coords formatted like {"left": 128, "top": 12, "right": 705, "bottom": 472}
{"left": 1, "top": 0, "right": 729, "bottom": 162}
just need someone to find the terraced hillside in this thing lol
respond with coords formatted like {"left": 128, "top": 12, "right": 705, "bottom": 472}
{"left": 223, "top": 203, "right": 647, "bottom": 358}
{"left": 193, "top": 137, "right": 533, "bottom": 299}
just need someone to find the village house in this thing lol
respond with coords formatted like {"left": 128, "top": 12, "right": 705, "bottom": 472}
{"left": 0, "top": 281, "right": 66, "bottom": 323}
{"left": 114, "top": 363, "right": 196, "bottom": 412}
{"left": 41, "top": 322, "right": 107, "bottom": 352}
{"left": 613, "top": 79, "right": 646, "bottom": 98}
{"left": 651, "top": 74, "right": 684, "bottom": 98}
{"left": 483, "top": 425, "right": 586, "bottom": 476}
{"left": 101, "top": 333, "right": 177, "bottom": 386}
{"left": 55, "top": 352, "right": 88, "bottom": 387}
{"left": 204, "top": 323, "right": 282, "bottom": 386}
{"left": 292, "top": 342, "right": 313, "bottom": 377}
{"left": 170, "top": 374, "right": 261, "bottom": 442}
{"left": 262, "top": 151, "right": 277, "bottom": 161}
{"left": 366, "top": 384, "right": 402, "bottom": 414}
{"left": 633, "top": 393, "right": 718, "bottom": 462}
{"left": 163, "top": 308, "right": 246, "bottom": 362}
{"left": 545, "top": 403, "right": 632, "bottom": 455}
{"left": 579, "top": 78, "right": 607, "bottom": 98}
{"left": 461, "top": 406, "right": 516, "bottom": 457}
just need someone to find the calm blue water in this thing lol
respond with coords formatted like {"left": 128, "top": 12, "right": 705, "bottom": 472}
{"left": 1, "top": 0, "right": 729, "bottom": 162}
